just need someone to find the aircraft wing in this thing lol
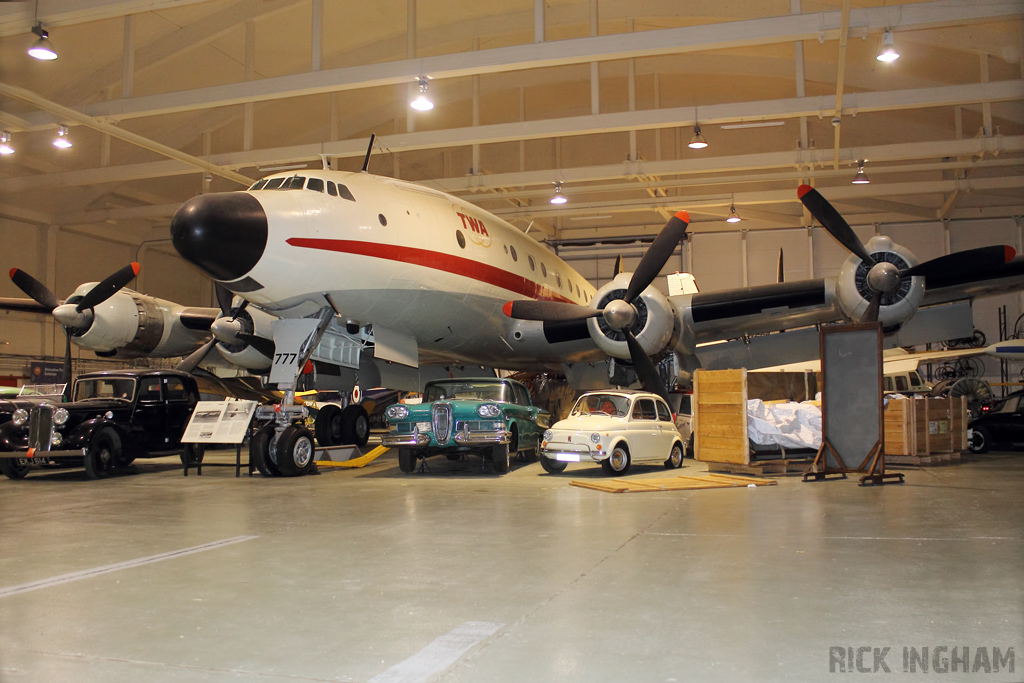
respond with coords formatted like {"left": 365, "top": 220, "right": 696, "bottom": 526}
{"left": 0, "top": 297, "right": 57, "bottom": 315}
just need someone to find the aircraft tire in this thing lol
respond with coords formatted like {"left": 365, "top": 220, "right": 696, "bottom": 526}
{"left": 340, "top": 405, "right": 370, "bottom": 446}
{"left": 314, "top": 404, "right": 343, "bottom": 446}
{"left": 398, "top": 448, "right": 417, "bottom": 473}
{"left": 539, "top": 455, "right": 567, "bottom": 474}
{"left": 250, "top": 424, "right": 280, "bottom": 477}
{"left": 276, "top": 425, "right": 316, "bottom": 476}
{"left": 0, "top": 457, "right": 32, "bottom": 480}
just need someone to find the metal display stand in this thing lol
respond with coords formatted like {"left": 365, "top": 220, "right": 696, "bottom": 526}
{"left": 180, "top": 401, "right": 259, "bottom": 478}
{"left": 803, "top": 323, "right": 904, "bottom": 486}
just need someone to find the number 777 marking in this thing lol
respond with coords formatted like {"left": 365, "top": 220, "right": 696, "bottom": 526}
{"left": 274, "top": 353, "right": 298, "bottom": 365}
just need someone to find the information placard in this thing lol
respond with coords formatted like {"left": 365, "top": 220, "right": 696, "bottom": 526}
{"left": 181, "top": 401, "right": 258, "bottom": 444}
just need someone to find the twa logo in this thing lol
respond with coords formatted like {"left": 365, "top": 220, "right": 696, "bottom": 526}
{"left": 455, "top": 209, "right": 492, "bottom": 247}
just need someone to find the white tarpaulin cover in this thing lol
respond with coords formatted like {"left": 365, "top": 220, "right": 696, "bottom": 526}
{"left": 747, "top": 399, "right": 822, "bottom": 450}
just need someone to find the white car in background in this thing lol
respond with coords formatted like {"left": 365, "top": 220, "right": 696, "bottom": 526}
{"left": 539, "top": 390, "right": 685, "bottom": 475}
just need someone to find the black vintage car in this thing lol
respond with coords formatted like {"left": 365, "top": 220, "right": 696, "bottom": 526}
{"left": 0, "top": 369, "right": 202, "bottom": 479}
{"left": 967, "top": 389, "right": 1024, "bottom": 453}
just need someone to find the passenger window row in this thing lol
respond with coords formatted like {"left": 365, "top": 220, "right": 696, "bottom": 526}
{"left": 498, "top": 240, "right": 589, "bottom": 303}
{"left": 248, "top": 176, "right": 355, "bottom": 201}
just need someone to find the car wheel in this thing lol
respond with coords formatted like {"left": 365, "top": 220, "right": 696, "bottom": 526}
{"left": 540, "top": 455, "right": 567, "bottom": 474}
{"left": 179, "top": 443, "right": 204, "bottom": 467}
{"left": 398, "top": 448, "right": 417, "bottom": 473}
{"left": 314, "top": 404, "right": 343, "bottom": 446}
{"left": 340, "top": 405, "right": 370, "bottom": 446}
{"left": 664, "top": 442, "right": 684, "bottom": 469}
{"left": 85, "top": 428, "right": 121, "bottom": 479}
{"left": 0, "top": 457, "right": 32, "bottom": 480}
{"left": 249, "top": 424, "right": 280, "bottom": 477}
{"left": 601, "top": 443, "right": 631, "bottom": 476}
{"left": 492, "top": 427, "right": 515, "bottom": 474}
{"left": 969, "top": 426, "right": 992, "bottom": 454}
{"left": 276, "top": 425, "right": 316, "bottom": 476}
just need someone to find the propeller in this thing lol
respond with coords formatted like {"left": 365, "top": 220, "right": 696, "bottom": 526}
{"left": 798, "top": 185, "right": 1015, "bottom": 323}
{"left": 503, "top": 210, "right": 690, "bottom": 398}
{"left": 10, "top": 263, "right": 139, "bottom": 398}
{"left": 177, "top": 283, "right": 259, "bottom": 374}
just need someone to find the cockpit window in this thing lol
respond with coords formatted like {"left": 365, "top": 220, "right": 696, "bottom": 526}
{"left": 337, "top": 184, "right": 356, "bottom": 201}
{"left": 249, "top": 179, "right": 269, "bottom": 191}
{"left": 286, "top": 176, "right": 305, "bottom": 189}
{"left": 306, "top": 178, "right": 325, "bottom": 193}
{"left": 264, "top": 177, "right": 285, "bottom": 190}
{"left": 327, "top": 181, "right": 338, "bottom": 196}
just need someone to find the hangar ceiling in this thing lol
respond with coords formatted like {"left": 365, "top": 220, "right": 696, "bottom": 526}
{"left": 0, "top": 0, "right": 1022, "bottom": 251}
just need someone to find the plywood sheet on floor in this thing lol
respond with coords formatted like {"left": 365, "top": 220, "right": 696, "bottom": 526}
{"left": 570, "top": 473, "right": 777, "bottom": 493}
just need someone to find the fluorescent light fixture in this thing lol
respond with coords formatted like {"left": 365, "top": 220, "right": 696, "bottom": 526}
{"left": 0, "top": 131, "right": 13, "bottom": 155}
{"left": 877, "top": 30, "right": 899, "bottom": 62}
{"left": 28, "top": 23, "right": 57, "bottom": 60}
{"left": 258, "top": 163, "right": 308, "bottom": 172}
{"left": 720, "top": 121, "right": 786, "bottom": 130}
{"left": 569, "top": 215, "right": 613, "bottom": 221}
{"left": 410, "top": 76, "right": 434, "bottom": 111}
{"left": 852, "top": 159, "right": 871, "bottom": 184}
{"left": 550, "top": 181, "right": 568, "bottom": 205}
{"left": 726, "top": 204, "right": 742, "bottom": 223}
{"left": 688, "top": 123, "right": 708, "bottom": 149}
{"left": 53, "top": 124, "right": 71, "bottom": 148}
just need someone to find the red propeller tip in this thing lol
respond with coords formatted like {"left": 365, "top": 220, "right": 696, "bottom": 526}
{"left": 8, "top": 268, "right": 17, "bottom": 280}
{"left": 130, "top": 262, "right": 141, "bottom": 276}
{"left": 797, "top": 184, "right": 813, "bottom": 198}
{"left": 674, "top": 210, "right": 689, "bottom": 223}
{"left": 1006, "top": 246, "right": 1016, "bottom": 262}
{"left": 501, "top": 301, "right": 513, "bottom": 318}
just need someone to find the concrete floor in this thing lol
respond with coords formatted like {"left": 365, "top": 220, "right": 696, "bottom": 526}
{"left": 0, "top": 451, "right": 1021, "bottom": 683}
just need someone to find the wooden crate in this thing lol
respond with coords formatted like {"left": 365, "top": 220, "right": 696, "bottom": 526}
{"left": 884, "top": 399, "right": 914, "bottom": 456}
{"left": 693, "top": 368, "right": 750, "bottom": 465}
{"left": 884, "top": 396, "right": 967, "bottom": 457}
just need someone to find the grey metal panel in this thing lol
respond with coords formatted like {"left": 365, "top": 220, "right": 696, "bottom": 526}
{"left": 821, "top": 325, "right": 882, "bottom": 470}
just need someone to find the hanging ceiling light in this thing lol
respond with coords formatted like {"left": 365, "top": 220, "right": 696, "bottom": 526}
{"left": 410, "top": 76, "right": 433, "bottom": 111}
{"left": 0, "top": 132, "right": 13, "bottom": 155}
{"left": 550, "top": 182, "right": 567, "bottom": 205}
{"left": 852, "top": 159, "right": 871, "bottom": 184}
{"left": 688, "top": 123, "right": 708, "bottom": 149}
{"left": 726, "top": 203, "right": 742, "bottom": 223}
{"left": 876, "top": 30, "right": 899, "bottom": 62}
{"left": 53, "top": 125, "right": 72, "bottom": 149}
{"left": 28, "top": 23, "right": 57, "bottom": 60}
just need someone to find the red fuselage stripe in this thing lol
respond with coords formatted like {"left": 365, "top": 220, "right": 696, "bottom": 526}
{"left": 286, "top": 238, "right": 576, "bottom": 304}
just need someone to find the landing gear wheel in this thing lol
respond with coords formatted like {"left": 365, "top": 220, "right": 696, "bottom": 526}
{"left": 664, "top": 442, "right": 684, "bottom": 469}
{"left": 179, "top": 444, "right": 205, "bottom": 467}
{"left": 969, "top": 426, "right": 992, "bottom": 454}
{"left": 540, "top": 455, "right": 567, "bottom": 474}
{"left": 601, "top": 444, "right": 631, "bottom": 476}
{"left": 340, "top": 405, "right": 370, "bottom": 446}
{"left": 0, "top": 457, "right": 32, "bottom": 480}
{"left": 314, "top": 404, "right": 343, "bottom": 446}
{"left": 250, "top": 424, "right": 280, "bottom": 477}
{"left": 85, "top": 428, "right": 121, "bottom": 479}
{"left": 275, "top": 425, "right": 316, "bottom": 476}
{"left": 398, "top": 448, "right": 417, "bottom": 473}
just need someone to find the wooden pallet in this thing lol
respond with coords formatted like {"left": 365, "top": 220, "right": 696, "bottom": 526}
{"left": 886, "top": 451, "right": 962, "bottom": 466}
{"left": 707, "top": 458, "right": 812, "bottom": 476}
{"left": 570, "top": 473, "right": 777, "bottom": 493}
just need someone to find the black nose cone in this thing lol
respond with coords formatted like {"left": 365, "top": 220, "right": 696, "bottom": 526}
{"left": 171, "top": 192, "right": 268, "bottom": 282}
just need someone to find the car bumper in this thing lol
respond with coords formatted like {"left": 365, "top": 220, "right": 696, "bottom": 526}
{"left": 541, "top": 444, "right": 603, "bottom": 462}
{"left": 382, "top": 430, "right": 511, "bottom": 448}
{"left": 0, "top": 447, "right": 87, "bottom": 459}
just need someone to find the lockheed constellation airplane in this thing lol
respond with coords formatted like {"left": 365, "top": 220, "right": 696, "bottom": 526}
{"left": 9, "top": 163, "right": 1024, "bottom": 476}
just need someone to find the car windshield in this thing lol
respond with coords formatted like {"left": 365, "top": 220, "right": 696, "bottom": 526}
{"left": 74, "top": 378, "right": 136, "bottom": 402}
{"left": 994, "top": 395, "right": 1020, "bottom": 413}
{"left": 571, "top": 394, "right": 630, "bottom": 417}
{"left": 18, "top": 384, "right": 65, "bottom": 398}
{"left": 423, "top": 381, "right": 508, "bottom": 402}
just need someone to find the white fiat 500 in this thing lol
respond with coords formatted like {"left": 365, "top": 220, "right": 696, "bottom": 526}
{"left": 539, "top": 390, "right": 685, "bottom": 475}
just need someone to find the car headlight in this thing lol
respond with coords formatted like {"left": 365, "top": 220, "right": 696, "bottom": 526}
{"left": 590, "top": 432, "right": 601, "bottom": 444}
{"left": 12, "top": 409, "right": 28, "bottom": 426}
{"left": 477, "top": 403, "right": 501, "bottom": 418}
{"left": 51, "top": 432, "right": 62, "bottom": 446}
{"left": 386, "top": 405, "right": 409, "bottom": 420}
{"left": 53, "top": 407, "right": 69, "bottom": 425}
{"left": 543, "top": 429, "right": 553, "bottom": 441}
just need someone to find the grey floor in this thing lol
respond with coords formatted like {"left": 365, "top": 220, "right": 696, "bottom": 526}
{"left": 0, "top": 450, "right": 1021, "bottom": 683}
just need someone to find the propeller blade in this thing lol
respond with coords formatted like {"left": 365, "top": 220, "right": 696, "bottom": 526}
{"left": 214, "top": 282, "right": 234, "bottom": 317}
{"left": 613, "top": 255, "right": 624, "bottom": 276}
{"left": 237, "top": 333, "right": 276, "bottom": 359}
{"left": 777, "top": 248, "right": 785, "bottom": 284}
{"left": 62, "top": 330, "right": 72, "bottom": 401}
{"left": 501, "top": 300, "right": 601, "bottom": 322}
{"left": 901, "top": 245, "right": 1015, "bottom": 279}
{"left": 797, "top": 185, "right": 876, "bottom": 267}
{"left": 75, "top": 262, "right": 140, "bottom": 312}
{"left": 9, "top": 268, "right": 58, "bottom": 310}
{"left": 862, "top": 291, "right": 881, "bottom": 323}
{"left": 622, "top": 329, "right": 667, "bottom": 402}
{"left": 176, "top": 338, "right": 218, "bottom": 374}
{"left": 624, "top": 211, "right": 689, "bottom": 304}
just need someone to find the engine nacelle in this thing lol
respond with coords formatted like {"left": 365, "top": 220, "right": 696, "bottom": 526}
{"left": 835, "top": 236, "right": 925, "bottom": 327}
{"left": 586, "top": 273, "right": 677, "bottom": 360}
{"left": 213, "top": 305, "right": 276, "bottom": 371}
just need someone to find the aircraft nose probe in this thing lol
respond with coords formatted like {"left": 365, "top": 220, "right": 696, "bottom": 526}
{"left": 170, "top": 192, "right": 269, "bottom": 283}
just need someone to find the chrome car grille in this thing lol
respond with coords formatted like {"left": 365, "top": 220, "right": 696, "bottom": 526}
{"left": 28, "top": 405, "right": 54, "bottom": 451}
{"left": 432, "top": 402, "right": 453, "bottom": 445}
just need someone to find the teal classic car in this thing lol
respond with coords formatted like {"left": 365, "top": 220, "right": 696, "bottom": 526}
{"left": 382, "top": 377, "right": 550, "bottom": 474}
